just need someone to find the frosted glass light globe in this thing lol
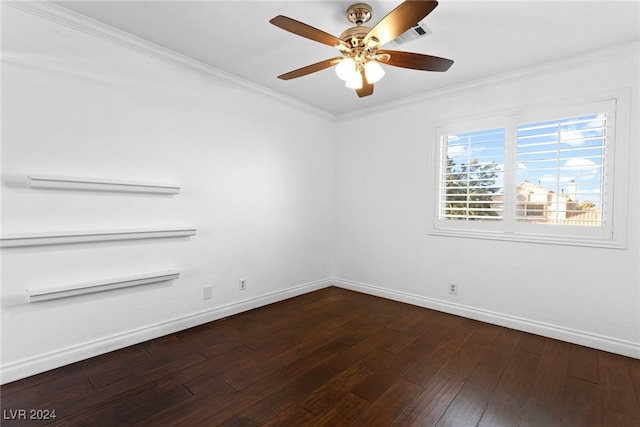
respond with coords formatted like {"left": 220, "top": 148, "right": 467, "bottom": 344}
{"left": 335, "top": 58, "right": 357, "bottom": 81}
{"left": 364, "top": 61, "right": 385, "bottom": 83}
{"left": 345, "top": 72, "right": 363, "bottom": 89}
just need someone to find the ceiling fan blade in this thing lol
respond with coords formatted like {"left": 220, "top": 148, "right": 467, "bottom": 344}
{"left": 270, "top": 15, "right": 349, "bottom": 50}
{"left": 277, "top": 57, "right": 343, "bottom": 80}
{"left": 376, "top": 50, "right": 454, "bottom": 71}
{"left": 356, "top": 70, "right": 374, "bottom": 97}
{"left": 364, "top": 1, "right": 438, "bottom": 47}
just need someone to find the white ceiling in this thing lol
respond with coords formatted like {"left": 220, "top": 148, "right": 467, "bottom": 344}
{"left": 53, "top": 1, "right": 640, "bottom": 116}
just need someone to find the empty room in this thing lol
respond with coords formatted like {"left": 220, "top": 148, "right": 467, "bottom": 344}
{"left": 1, "top": 0, "right": 639, "bottom": 425}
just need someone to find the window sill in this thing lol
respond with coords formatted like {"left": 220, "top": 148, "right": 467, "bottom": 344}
{"left": 428, "top": 228, "right": 626, "bottom": 249}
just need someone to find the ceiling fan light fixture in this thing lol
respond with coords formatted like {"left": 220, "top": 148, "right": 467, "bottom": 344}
{"left": 270, "top": 1, "right": 453, "bottom": 98}
{"left": 335, "top": 58, "right": 357, "bottom": 81}
{"left": 364, "top": 61, "right": 384, "bottom": 83}
{"left": 345, "top": 72, "right": 363, "bottom": 89}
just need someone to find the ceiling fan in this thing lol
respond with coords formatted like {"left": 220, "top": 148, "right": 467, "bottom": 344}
{"left": 269, "top": 0, "right": 454, "bottom": 98}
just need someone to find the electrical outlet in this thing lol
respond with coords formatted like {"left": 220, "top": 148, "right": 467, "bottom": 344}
{"left": 239, "top": 278, "right": 246, "bottom": 291}
{"left": 203, "top": 286, "right": 212, "bottom": 300}
{"left": 448, "top": 282, "right": 458, "bottom": 295}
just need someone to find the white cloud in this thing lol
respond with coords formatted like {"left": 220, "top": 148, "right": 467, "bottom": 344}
{"left": 446, "top": 144, "right": 467, "bottom": 159}
{"left": 564, "top": 158, "right": 597, "bottom": 169}
{"left": 560, "top": 115, "right": 605, "bottom": 146}
{"left": 563, "top": 158, "right": 601, "bottom": 180}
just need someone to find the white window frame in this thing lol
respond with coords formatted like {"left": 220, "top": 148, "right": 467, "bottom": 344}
{"left": 429, "top": 91, "right": 630, "bottom": 249}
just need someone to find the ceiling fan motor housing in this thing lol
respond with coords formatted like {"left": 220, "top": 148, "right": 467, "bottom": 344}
{"left": 339, "top": 26, "right": 371, "bottom": 48}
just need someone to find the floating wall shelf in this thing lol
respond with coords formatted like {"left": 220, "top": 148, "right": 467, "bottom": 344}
{"left": 27, "top": 270, "right": 180, "bottom": 303}
{"left": 0, "top": 228, "right": 197, "bottom": 248}
{"left": 28, "top": 175, "right": 180, "bottom": 194}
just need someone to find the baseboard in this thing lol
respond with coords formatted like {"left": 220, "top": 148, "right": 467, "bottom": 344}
{"left": 332, "top": 277, "right": 640, "bottom": 359}
{"left": 0, "top": 278, "right": 332, "bottom": 384}
{"left": 4, "top": 275, "right": 637, "bottom": 384}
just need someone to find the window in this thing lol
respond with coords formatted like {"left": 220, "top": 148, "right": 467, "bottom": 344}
{"left": 432, "top": 95, "right": 628, "bottom": 248}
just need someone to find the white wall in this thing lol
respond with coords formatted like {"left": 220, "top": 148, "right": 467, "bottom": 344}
{"left": 1, "top": 4, "right": 336, "bottom": 382}
{"left": 334, "top": 46, "right": 640, "bottom": 357}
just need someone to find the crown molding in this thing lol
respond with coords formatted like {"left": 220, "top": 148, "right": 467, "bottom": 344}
{"left": 6, "top": 1, "right": 637, "bottom": 123}
{"left": 4, "top": 0, "right": 336, "bottom": 120}
{"left": 337, "top": 40, "right": 640, "bottom": 121}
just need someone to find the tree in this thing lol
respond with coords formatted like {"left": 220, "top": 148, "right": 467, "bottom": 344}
{"left": 444, "top": 157, "right": 501, "bottom": 219}
{"left": 577, "top": 200, "right": 596, "bottom": 210}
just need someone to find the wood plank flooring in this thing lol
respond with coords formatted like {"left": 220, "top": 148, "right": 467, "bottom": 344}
{"left": 2, "top": 286, "right": 640, "bottom": 426}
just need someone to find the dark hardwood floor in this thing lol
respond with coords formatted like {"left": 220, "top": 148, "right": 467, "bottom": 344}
{"left": 2, "top": 286, "right": 640, "bottom": 426}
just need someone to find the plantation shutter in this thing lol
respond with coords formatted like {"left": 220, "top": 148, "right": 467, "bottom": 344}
{"left": 439, "top": 128, "right": 505, "bottom": 221}
{"left": 515, "top": 113, "right": 606, "bottom": 226}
